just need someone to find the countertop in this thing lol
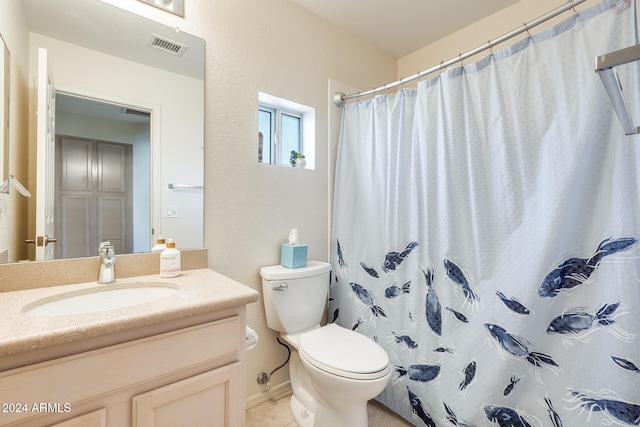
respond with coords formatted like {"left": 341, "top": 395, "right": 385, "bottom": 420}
{"left": 0, "top": 268, "right": 259, "bottom": 360}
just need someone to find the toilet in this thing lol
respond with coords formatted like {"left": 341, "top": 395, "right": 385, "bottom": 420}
{"left": 260, "top": 261, "right": 391, "bottom": 427}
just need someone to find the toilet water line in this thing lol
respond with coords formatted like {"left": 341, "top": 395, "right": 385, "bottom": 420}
{"left": 270, "top": 336, "right": 291, "bottom": 377}
{"left": 257, "top": 336, "right": 291, "bottom": 387}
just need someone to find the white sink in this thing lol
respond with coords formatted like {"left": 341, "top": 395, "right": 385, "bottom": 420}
{"left": 23, "top": 283, "right": 179, "bottom": 316}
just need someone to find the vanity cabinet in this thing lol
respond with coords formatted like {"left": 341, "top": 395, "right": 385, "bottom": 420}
{"left": 133, "top": 363, "right": 242, "bottom": 426}
{"left": 0, "top": 314, "right": 245, "bottom": 427}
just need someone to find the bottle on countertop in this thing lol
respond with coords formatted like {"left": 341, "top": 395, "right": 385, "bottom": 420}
{"left": 151, "top": 235, "right": 167, "bottom": 252}
{"left": 160, "top": 239, "right": 181, "bottom": 278}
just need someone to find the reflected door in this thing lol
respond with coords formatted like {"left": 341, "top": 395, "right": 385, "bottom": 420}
{"left": 34, "top": 48, "right": 56, "bottom": 260}
{"left": 55, "top": 137, "right": 133, "bottom": 258}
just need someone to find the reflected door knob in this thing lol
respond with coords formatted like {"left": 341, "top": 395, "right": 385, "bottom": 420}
{"left": 25, "top": 235, "right": 57, "bottom": 246}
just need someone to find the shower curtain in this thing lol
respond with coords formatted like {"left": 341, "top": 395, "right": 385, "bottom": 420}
{"left": 330, "top": 1, "right": 640, "bottom": 426}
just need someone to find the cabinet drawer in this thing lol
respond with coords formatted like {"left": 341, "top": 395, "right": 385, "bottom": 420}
{"left": 0, "top": 317, "right": 241, "bottom": 425}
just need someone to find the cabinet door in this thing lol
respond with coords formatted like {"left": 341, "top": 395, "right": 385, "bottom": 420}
{"left": 48, "top": 408, "right": 106, "bottom": 427}
{"left": 133, "top": 362, "right": 243, "bottom": 427}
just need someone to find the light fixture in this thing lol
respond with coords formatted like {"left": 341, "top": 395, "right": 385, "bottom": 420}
{"left": 595, "top": 44, "right": 640, "bottom": 135}
{"left": 137, "top": 0, "right": 184, "bottom": 17}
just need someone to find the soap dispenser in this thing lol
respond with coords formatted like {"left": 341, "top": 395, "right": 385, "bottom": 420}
{"left": 151, "top": 235, "right": 166, "bottom": 252}
{"left": 160, "top": 239, "right": 181, "bottom": 278}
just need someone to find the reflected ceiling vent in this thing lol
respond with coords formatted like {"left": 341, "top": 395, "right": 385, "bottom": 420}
{"left": 122, "top": 107, "right": 151, "bottom": 118}
{"left": 148, "top": 34, "right": 187, "bottom": 56}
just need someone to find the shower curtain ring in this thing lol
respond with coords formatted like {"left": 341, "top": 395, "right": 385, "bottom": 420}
{"left": 488, "top": 40, "right": 494, "bottom": 56}
{"left": 459, "top": 53, "right": 464, "bottom": 67}
{"left": 524, "top": 23, "right": 532, "bottom": 39}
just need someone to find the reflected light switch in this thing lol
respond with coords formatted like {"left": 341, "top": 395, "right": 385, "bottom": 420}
{"left": 166, "top": 206, "right": 179, "bottom": 218}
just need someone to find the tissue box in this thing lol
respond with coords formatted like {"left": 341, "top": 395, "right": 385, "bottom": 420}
{"left": 281, "top": 243, "right": 308, "bottom": 268}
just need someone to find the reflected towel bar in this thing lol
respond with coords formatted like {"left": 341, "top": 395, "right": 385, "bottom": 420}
{"left": 595, "top": 44, "right": 640, "bottom": 135}
{"left": 168, "top": 183, "right": 204, "bottom": 190}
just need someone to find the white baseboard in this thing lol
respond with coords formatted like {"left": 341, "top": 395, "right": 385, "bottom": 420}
{"left": 246, "top": 381, "right": 292, "bottom": 409}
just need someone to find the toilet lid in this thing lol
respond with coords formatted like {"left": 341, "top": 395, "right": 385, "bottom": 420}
{"left": 298, "top": 324, "right": 389, "bottom": 380}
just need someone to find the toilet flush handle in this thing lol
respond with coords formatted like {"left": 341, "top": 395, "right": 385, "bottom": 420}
{"left": 272, "top": 282, "right": 288, "bottom": 291}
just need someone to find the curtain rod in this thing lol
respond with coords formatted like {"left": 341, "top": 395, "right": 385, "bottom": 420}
{"left": 334, "top": 0, "right": 587, "bottom": 107}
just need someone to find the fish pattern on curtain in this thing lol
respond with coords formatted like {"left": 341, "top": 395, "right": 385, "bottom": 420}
{"left": 330, "top": 1, "right": 640, "bottom": 426}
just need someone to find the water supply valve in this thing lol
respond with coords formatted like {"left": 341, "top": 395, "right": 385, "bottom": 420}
{"left": 257, "top": 372, "right": 271, "bottom": 388}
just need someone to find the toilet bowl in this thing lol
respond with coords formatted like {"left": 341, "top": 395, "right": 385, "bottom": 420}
{"left": 281, "top": 324, "right": 390, "bottom": 427}
{"left": 260, "top": 262, "right": 391, "bottom": 427}
{"left": 297, "top": 323, "right": 390, "bottom": 426}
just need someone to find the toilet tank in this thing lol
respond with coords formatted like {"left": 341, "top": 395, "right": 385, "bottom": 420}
{"left": 260, "top": 261, "right": 332, "bottom": 334}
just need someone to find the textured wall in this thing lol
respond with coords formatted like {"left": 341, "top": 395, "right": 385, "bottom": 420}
{"left": 102, "top": 0, "right": 397, "bottom": 405}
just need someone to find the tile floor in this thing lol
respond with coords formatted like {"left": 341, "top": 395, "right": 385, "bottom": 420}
{"left": 246, "top": 393, "right": 413, "bottom": 427}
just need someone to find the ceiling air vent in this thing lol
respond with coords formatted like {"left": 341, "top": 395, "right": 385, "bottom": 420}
{"left": 148, "top": 34, "right": 187, "bottom": 56}
{"left": 122, "top": 107, "right": 151, "bottom": 118}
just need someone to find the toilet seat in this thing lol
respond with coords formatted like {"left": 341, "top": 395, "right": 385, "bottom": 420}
{"left": 298, "top": 323, "right": 390, "bottom": 380}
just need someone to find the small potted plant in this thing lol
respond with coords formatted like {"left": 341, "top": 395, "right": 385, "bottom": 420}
{"left": 290, "top": 150, "right": 306, "bottom": 168}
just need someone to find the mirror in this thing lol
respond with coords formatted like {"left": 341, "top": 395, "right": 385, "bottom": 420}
{"left": 2, "top": 0, "right": 204, "bottom": 263}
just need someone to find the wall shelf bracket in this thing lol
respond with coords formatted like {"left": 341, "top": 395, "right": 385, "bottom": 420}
{"left": 595, "top": 44, "right": 640, "bottom": 135}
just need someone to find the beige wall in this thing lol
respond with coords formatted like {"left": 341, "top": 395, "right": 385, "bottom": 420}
{"left": 206, "top": 1, "right": 396, "bottom": 404}
{"left": 398, "top": 0, "right": 632, "bottom": 83}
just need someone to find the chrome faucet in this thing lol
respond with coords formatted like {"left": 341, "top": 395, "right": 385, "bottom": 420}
{"left": 98, "top": 241, "right": 116, "bottom": 284}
